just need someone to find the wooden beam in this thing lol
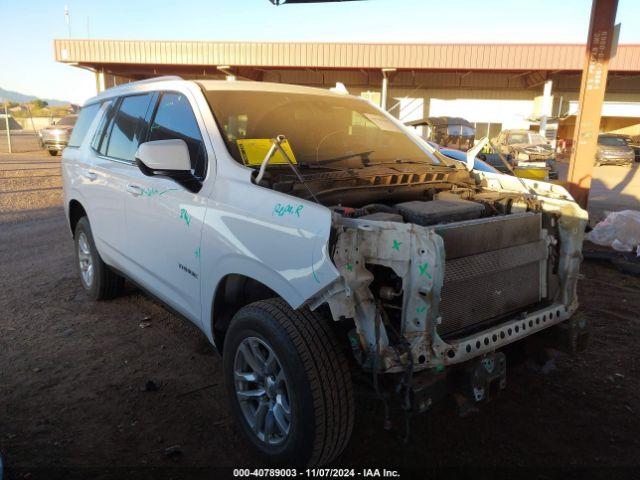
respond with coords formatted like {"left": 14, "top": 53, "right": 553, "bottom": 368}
{"left": 522, "top": 71, "right": 549, "bottom": 88}
{"left": 567, "top": 0, "right": 619, "bottom": 208}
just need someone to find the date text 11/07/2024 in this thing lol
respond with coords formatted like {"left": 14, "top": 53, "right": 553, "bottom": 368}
{"left": 233, "top": 468, "right": 401, "bottom": 478}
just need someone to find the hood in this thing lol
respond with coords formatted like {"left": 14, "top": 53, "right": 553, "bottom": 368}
{"left": 41, "top": 125, "right": 74, "bottom": 133}
{"left": 510, "top": 143, "right": 553, "bottom": 154}
{"left": 598, "top": 144, "right": 632, "bottom": 152}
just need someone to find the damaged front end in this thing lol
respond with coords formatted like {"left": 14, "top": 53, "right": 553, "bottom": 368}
{"left": 309, "top": 191, "right": 588, "bottom": 382}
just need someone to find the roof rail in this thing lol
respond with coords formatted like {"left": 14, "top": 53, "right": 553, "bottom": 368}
{"left": 90, "top": 75, "right": 184, "bottom": 102}
{"left": 111, "top": 75, "right": 183, "bottom": 89}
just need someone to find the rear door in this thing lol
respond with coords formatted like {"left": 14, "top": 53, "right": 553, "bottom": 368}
{"left": 85, "top": 93, "right": 155, "bottom": 270}
{"left": 124, "top": 90, "right": 209, "bottom": 322}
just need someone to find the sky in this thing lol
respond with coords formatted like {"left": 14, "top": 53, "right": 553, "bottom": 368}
{"left": 1, "top": 0, "right": 639, "bottom": 105}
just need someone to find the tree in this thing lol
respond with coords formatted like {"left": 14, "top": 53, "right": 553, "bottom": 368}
{"left": 31, "top": 99, "right": 49, "bottom": 109}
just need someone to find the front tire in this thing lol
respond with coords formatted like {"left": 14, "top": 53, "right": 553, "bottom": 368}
{"left": 223, "top": 298, "right": 354, "bottom": 467}
{"left": 74, "top": 216, "right": 124, "bottom": 300}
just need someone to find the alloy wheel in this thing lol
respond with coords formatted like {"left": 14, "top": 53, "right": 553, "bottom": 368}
{"left": 77, "top": 232, "right": 94, "bottom": 288}
{"left": 233, "top": 336, "right": 292, "bottom": 446}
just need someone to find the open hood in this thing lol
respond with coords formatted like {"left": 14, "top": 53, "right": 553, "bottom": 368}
{"left": 465, "top": 137, "right": 489, "bottom": 171}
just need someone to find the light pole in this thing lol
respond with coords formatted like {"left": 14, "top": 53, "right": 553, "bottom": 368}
{"left": 3, "top": 101, "right": 13, "bottom": 154}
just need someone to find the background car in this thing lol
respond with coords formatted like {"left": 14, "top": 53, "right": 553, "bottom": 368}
{"left": 492, "top": 129, "right": 558, "bottom": 179}
{"left": 39, "top": 114, "right": 77, "bottom": 156}
{"left": 606, "top": 133, "right": 640, "bottom": 162}
{"left": 595, "top": 134, "right": 635, "bottom": 166}
{"left": 406, "top": 116, "right": 475, "bottom": 152}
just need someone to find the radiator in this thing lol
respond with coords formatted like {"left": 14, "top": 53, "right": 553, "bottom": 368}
{"left": 435, "top": 213, "right": 546, "bottom": 337}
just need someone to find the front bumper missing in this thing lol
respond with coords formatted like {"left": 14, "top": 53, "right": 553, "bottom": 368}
{"left": 309, "top": 198, "right": 587, "bottom": 376}
{"left": 432, "top": 301, "right": 577, "bottom": 365}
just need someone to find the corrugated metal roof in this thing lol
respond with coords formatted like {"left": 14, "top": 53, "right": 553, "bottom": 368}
{"left": 54, "top": 39, "right": 640, "bottom": 72}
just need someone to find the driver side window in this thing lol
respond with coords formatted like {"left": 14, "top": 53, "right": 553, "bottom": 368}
{"left": 148, "top": 92, "right": 207, "bottom": 179}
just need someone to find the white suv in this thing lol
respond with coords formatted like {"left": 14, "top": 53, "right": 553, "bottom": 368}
{"left": 63, "top": 76, "right": 589, "bottom": 466}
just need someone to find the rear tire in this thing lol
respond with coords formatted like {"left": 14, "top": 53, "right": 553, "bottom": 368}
{"left": 223, "top": 298, "right": 354, "bottom": 467}
{"left": 74, "top": 216, "right": 124, "bottom": 300}
{"left": 48, "top": 150, "right": 58, "bottom": 156}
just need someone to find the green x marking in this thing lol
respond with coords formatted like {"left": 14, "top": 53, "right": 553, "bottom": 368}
{"left": 418, "top": 262, "right": 432, "bottom": 279}
{"left": 392, "top": 240, "right": 402, "bottom": 251}
{"left": 416, "top": 306, "right": 427, "bottom": 314}
{"left": 345, "top": 263, "right": 353, "bottom": 272}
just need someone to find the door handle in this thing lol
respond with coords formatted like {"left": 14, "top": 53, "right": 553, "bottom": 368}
{"left": 126, "top": 184, "right": 143, "bottom": 196}
{"left": 84, "top": 171, "right": 97, "bottom": 181}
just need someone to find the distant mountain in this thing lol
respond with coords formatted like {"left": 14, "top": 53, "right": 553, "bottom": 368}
{"left": 0, "top": 87, "right": 72, "bottom": 106}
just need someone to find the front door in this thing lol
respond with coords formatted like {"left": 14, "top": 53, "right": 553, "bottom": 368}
{"left": 124, "top": 90, "right": 209, "bottom": 322}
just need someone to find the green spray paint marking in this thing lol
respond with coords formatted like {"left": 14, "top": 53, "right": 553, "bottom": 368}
{"left": 160, "top": 188, "right": 182, "bottom": 196}
{"left": 345, "top": 263, "right": 353, "bottom": 272}
{"left": 195, "top": 247, "right": 201, "bottom": 259}
{"left": 416, "top": 306, "right": 427, "bottom": 314}
{"left": 273, "top": 203, "right": 304, "bottom": 218}
{"left": 311, "top": 249, "right": 320, "bottom": 283}
{"left": 392, "top": 240, "right": 402, "bottom": 251}
{"left": 435, "top": 364, "right": 445, "bottom": 373}
{"left": 141, "top": 187, "right": 159, "bottom": 197}
{"left": 418, "top": 262, "right": 432, "bottom": 279}
{"left": 179, "top": 208, "right": 191, "bottom": 227}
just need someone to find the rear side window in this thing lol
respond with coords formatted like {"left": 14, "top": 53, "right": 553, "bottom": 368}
{"left": 103, "top": 94, "right": 154, "bottom": 162}
{"left": 148, "top": 92, "right": 207, "bottom": 178}
{"left": 68, "top": 103, "right": 100, "bottom": 148}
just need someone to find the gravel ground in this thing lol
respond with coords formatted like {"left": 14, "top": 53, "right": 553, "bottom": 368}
{"left": 1, "top": 152, "right": 639, "bottom": 479}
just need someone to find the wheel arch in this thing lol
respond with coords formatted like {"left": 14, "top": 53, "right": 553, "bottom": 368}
{"left": 68, "top": 199, "right": 88, "bottom": 236}
{"left": 209, "top": 273, "right": 281, "bottom": 352}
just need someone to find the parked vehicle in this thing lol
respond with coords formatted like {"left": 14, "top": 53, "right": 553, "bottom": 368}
{"left": 492, "top": 129, "right": 558, "bottom": 179}
{"left": 406, "top": 116, "right": 475, "bottom": 152}
{"left": 40, "top": 114, "right": 77, "bottom": 156}
{"left": 599, "top": 133, "right": 639, "bottom": 163}
{"left": 595, "top": 134, "right": 635, "bottom": 166}
{"left": 62, "top": 77, "right": 589, "bottom": 466}
{"left": 629, "top": 136, "right": 640, "bottom": 162}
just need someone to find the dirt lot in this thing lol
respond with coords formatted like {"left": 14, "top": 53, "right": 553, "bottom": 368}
{"left": 1, "top": 151, "right": 640, "bottom": 478}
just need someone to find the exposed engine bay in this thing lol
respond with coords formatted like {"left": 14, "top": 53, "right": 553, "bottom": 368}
{"left": 290, "top": 163, "right": 589, "bottom": 376}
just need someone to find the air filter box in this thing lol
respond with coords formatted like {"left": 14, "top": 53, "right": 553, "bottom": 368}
{"left": 395, "top": 199, "right": 484, "bottom": 226}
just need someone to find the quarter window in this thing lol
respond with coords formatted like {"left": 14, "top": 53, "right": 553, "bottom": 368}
{"left": 148, "top": 92, "right": 207, "bottom": 178}
{"left": 68, "top": 103, "right": 100, "bottom": 148}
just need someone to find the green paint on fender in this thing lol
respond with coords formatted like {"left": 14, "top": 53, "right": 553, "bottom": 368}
{"left": 392, "top": 240, "right": 402, "bottom": 251}
{"left": 195, "top": 247, "right": 201, "bottom": 259}
{"left": 273, "top": 203, "right": 304, "bottom": 217}
{"left": 418, "top": 262, "right": 432, "bottom": 279}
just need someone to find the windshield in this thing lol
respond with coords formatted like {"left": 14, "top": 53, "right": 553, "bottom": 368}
{"left": 204, "top": 90, "right": 440, "bottom": 169}
{"left": 598, "top": 136, "right": 628, "bottom": 147}
{"left": 507, "top": 132, "right": 546, "bottom": 145}
{"left": 56, "top": 116, "right": 77, "bottom": 126}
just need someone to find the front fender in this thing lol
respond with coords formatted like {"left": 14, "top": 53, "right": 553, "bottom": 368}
{"left": 199, "top": 182, "right": 341, "bottom": 341}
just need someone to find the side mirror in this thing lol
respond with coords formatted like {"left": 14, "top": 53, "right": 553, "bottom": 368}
{"left": 135, "top": 139, "right": 191, "bottom": 171}
{"left": 134, "top": 139, "right": 201, "bottom": 192}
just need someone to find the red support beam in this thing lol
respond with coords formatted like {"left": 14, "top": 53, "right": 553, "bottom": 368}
{"left": 566, "top": 0, "right": 619, "bottom": 208}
